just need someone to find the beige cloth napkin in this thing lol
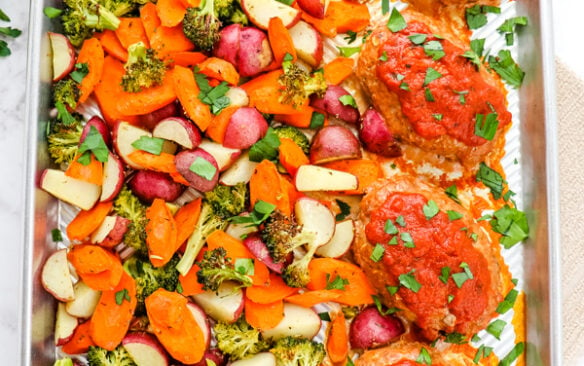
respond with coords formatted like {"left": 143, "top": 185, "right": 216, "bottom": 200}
{"left": 556, "top": 60, "right": 584, "bottom": 364}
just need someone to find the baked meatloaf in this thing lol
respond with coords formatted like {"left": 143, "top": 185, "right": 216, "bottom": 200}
{"left": 356, "top": 15, "right": 511, "bottom": 172}
{"left": 353, "top": 176, "right": 506, "bottom": 340}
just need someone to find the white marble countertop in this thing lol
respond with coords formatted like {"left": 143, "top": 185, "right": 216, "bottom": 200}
{"left": 0, "top": 0, "right": 580, "bottom": 363}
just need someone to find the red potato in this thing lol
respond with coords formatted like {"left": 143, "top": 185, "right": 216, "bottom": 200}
{"left": 187, "top": 302, "right": 211, "bottom": 348}
{"left": 90, "top": 215, "right": 130, "bottom": 248}
{"left": 226, "top": 213, "right": 259, "bottom": 239}
{"left": 174, "top": 148, "right": 220, "bottom": 192}
{"left": 240, "top": 0, "right": 301, "bottom": 30}
{"left": 225, "top": 87, "right": 249, "bottom": 108}
{"left": 128, "top": 170, "right": 186, "bottom": 203}
{"left": 192, "top": 282, "right": 245, "bottom": 323}
{"left": 65, "top": 281, "right": 101, "bottom": 318}
{"left": 311, "top": 85, "right": 360, "bottom": 124}
{"left": 260, "top": 303, "right": 321, "bottom": 340}
{"left": 41, "top": 249, "right": 75, "bottom": 302}
{"left": 189, "top": 348, "right": 226, "bottom": 366}
{"left": 296, "top": 0, "right": 327, "bottom": 19}
{"left": 359, "top": 108, "right": 402, "bottom": 157}
{"left": 288, "top": 20, "right": 323, "bottom": 67}
{"left": 213, "top": 24, "right": 242, "bottom": 67}
{"left": 198, "top": 140, "right": 241, "bottom": 171}
{"left": 315, "top": 219, "right": 354, "bottom": 258}
{"left": 48, "top": 32, "right": 76, "bottom": 82}
{"left": 219, "top": 152, "right": 258, "bottom": 186}
{"left": 294, "top": 164, "right": 358, "bottom": 192}
{"left": 122, "top": 332, "right": 169, "bottom": 366}
{"left": 55, "top": 302, "right": 79, "bottom": 346}
{"left": 100, "top": 152, "right": 125, "bottom": 202}
{"left": 112, "top": 121, "right": 152, "bottom": 169}
{"left": 80, "top": 116, "right": 111, "bottom": 147}
{"left": 243, "top": 234, "right": 285, "bottom": 273}
{"left": 310, "top": 125, "right": 362, "bottom": 164}
{"left": 152, "top": 117, "right": 202, "bottom": 150}
{"left": 349, "top": 307, "right": 404, "bottom": 349}
{"left": 40, "top": 169, "right": 101, "bottom": 210}
{"left": 223, "top": 107, "right": 268, "bottom": 149}
{"left": 238, "top": 27, "right": 274, "bottom": 77}
{"left": 295, "top": 197, "right": 336, "bottom": 247}
{"left": 139, "top": 102, "right": 179, "bottom": 131}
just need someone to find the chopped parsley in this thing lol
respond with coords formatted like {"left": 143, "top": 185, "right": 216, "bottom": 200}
{"left": 230, "top": 200, "right": 275, "bottom": 226}
{"left": 473, "top": 344, "right": 494, "bottom": 364}
{"left": 475, "top": 112, "right": 499, "bottom": 140}
{"left": 488, "top": 50, "right": 525, "bottom": 88}
{"left": 424, "top": 40, "right": 445, "bottom": 61}
{"left": 335, "top": 199, "right": 351, "bottom": 221}
{"left": 486, "top": 319, "right": 506, "bottom": 340}
{"left": 43, "top": 6, "right": 63, "bottom": 18}
{"left": 379, "top": 51, "right": 388, "bottom": 61}
{"left": 423, "top": 67, "right": 443, "bottom": 86}
{"left": 344, "top": 30, "right": 358, "bottom": 44}
{"left": 499, "top": 342, "right": 525, "bottom": 366}
{"left": 396, "top": 215, "right": 406, "bottom": 227}
{"left": 339, "top": 94, "right": 358, "bottom": 108}
{"left": 497, "top": 288, "right": 519, "bottom": 314}
{"left": 248, "top": 127, "right": 281, "bottom": 162}
{"left": 51, "top": 228, "right": 63, "bottom": 242}
{"left": 400, "top": 82, "right": 410, "bottom": 91}
{"left": 319, "top": 312, "right": 331, "bottom": 321}
{"left": 448, "top": 294, "right": 455, "bottom": 303}
{"left": 423, "top": 200, "right": 440, "bottom": 219}
{"left": 115, "top": 288, "right": 131, "bottom": 305}
{"left": 388, "top": 236, "right": 398, "bottom": 245}
{"left": 189, "top": 157, "right": 217, "bottom": 180}
{"left": 387, "top": 7, "right": 407, "bottom": 32}
{"left": 400, "top": 232, "right": 415, "bottom": 248}
{"left": 416, "top": 347, "right": 432, "bottom": 365}
{"left": 370, "top": 244, "right": 385, "bottom": 262}
{"left": 452, "top": 263, "right": 473, "bottom": 289}
{"left": 444, "top": 332, "right": 467, "bottom": 344}
{"left": 409, "top": 33, "right": 427, "bottom": 45}
{"left": 453, "top": 90, "right": 468, "bottom": 105}
{"left": 476, "top": 162, "right": 505, "bottom": 199}
{"left": 381, "top": 0, "right": 389, "bottom": 15}
{"left": 70, "top": 63, "right": 89, "bottom": 83}
{"left": 445, "top": 184, "right": 460, "bottom": 203}
{"left": 55, "top": 102, "right": 76, "bottom": 125}
{"left": 235, "top": 258, "right": 254, "bottom": 275}
{"left": 465, "top": 5, "right": 500, "bottom": 30}
{"left": 425, "top": 88, "right": 435, "bottom": 102}
{"left": 384, "top": 219, "right": 399, "bottom": 235}
{"left": 77, "top": 126, "right": 109, "bottom": 165}
{"left": 432, "top": 113, "right": 443, "bottom": 121}
{"left": 399, "top": 270, "right": 421, "bottom": 293}
{"left": 386, "top": 285, "right": 399, "bottom": 295}
{"left": 439, "top": 266, "right": 451, "bottom": 284}
{"left": 372, "top": 294, "right": 400, "bottom": 315}
{"left": 498, "top": 16, "right": 528, "bottom": 46}
{"left": 447, "top": 210, "right": 463, "bottom": 221}
{"left": 490, "top": 204, "right": 529, "bottom": 248}
{"left": 326, "top": 274, "right": 349, "bottom": 290}
{"left": 131, "top": 136, "right": 164, "bottom": 155}
{"left": 194, "top": 69, "right": 231, "bottom": 114}
{"left": 310, "top": 112, "right": 326, "bottom": 129}
{"left": 337, "top": 46, "right": 361, "bottom": 57}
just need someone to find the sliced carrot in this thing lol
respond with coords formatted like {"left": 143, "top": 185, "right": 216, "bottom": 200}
{"left": 249, "top": 160, "right": 294, "bottom": 216}
{"left": 150, "top": 24, "right": 195, "bottom": 59}
{"left": 146, "top": 288, "right": 206, "bottom": 364}
{"left": 168, "top": 51, "right": 208, "bottom": 67}
{"left": 323, "top": 57, "right": 354, "bottom": 85}
{"left": 90, "top": 271, "right": 137, "bottom": 350}
{"left": 156, "top": 0, "right": 188, "bottom": 27}
{"left": 68, "top": 245, "right": 124, "bottom": 291}
{"left": 206, "top": 230, "right": 253, "bottom": 260}
{"left": 76, "top": 37, "right": 105, "bottom": 105}
{"left": 66, "top": 201, "right": 113, "bottom": 241}
{"left": 115, "top": 17, "right": 150, "bottom": 50}
{"left": 65, "top": 153, "right": 103, "bottom": 185}
{"left": 178, "top": 263, "right": 205, "bottom": 296}
{"left": 285, "top": 289, "right": 343, "bottom": 308}
{"left": 241, "top": 69, "right": 308, "bottom": 115}
{"left": 301, "top": 10, "right": 337, "bottom": 38}
{"left": 174, "top": 198, "right": 202, "bottom": 247}
{"left": 95, "top": 30, "right": 128, "bottom": 62}
{"left": 278, "top": 137, "right": 309, "bottom": 176}
{"left": 275, "top": 105, "right": 329, "bottom": 129}
{"left": 268, "top": 17, "right": 297, "bottom": 64}
{"left": 61, "top": 321, "right": 95, "bottom": 355}
{"left": 307, "top": 258, "right": 376, "bottom": 306}
{"left": 252, "top": 261, "right": 270, "bottom": 287}
{"left": 323, "top": 159, "right": 383, "bottom": 195}
{"left": 206, "top": 106, "right": 237, "bottom": 143}
{"left": 198, "top": 57, "right": 240, "bottom": 85}
{"left": 140, "top": 2, "right": 161, "bottom": 41}
{"left": 146, "top": 198, "right": 178, "bottom": 267}
{"left": 170, "top": 65, "right": 213, "bottom": 131}
{"left": 116, "top": 71, "right": 177, "bottom": 116}
{"left": 327, "top": 312, "right": 349, "bottom": 364}
{"left": 246, "top": 272, "right": 299, "bottom": 304}
{"left": 327, "top": 0, "right": 370, "bottom": 33}
{"left": 244, "top": 297, "right": 284, "bottom": 330}
{"left": 126, "top": 150, "right": 190, "bottom": 185}
{"left": 179, "top": 0, "right": 201, "bottom": 7}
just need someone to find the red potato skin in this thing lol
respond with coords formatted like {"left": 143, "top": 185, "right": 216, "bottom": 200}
{"left": 310, "top": 125, "right": 362, "bottom": 164}
{"left": 174, "top": 148, "right": 220, "bottom": 192}
{"left": 81, "top": 116, "right": 111, "bottom": 147}
{"left": 359, "top": 108, "right": 402, "bottom": 157}
{"left": 349, "top": 307, "right": 404, "bottom": 350}
{"left": 122, "top": 332, "right": 170, "bottom": 364}
{"left": 100, "top": 152, "right": 125, "bottom": 202}
{"left": 243, "top": 234, "right": 285, "bottom": 273}
{"left": 213, "top": 24, "right": 242, "bottom": 67}
{"left": 128, "top": 170, "right": 186, "bottom": 203}
{"left": 311, "top": 85, "right": 360, "bottom": 124}
{"left": 223, "top": 107, "right": 268, "bottom": 149}
{"left": 296, "top": 0, "right": 325, "bottom": 19}
{"left": 97, "top": 216, "right": 131, "bottom": 248}
{"left": 238, "top": 27, "right": 274, "bottom": 77}
{"left": 186, "top": 348, "right": 226, "bottom": 366}
{"left": 139, "top": 102, "right": 179, "bottom": 131}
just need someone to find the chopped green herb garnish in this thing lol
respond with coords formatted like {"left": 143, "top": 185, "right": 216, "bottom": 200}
{"left": 249, "top": 127, "right": 281, "bottom": 162}
{"left": 51, "top": 228, "right": 63, "bottom": 242}
{"left": 498, "top": 16, "right": 528, "bottom": 46}
{"left": 381, "top": 0, "right": 389, "bottom": 15}
{"left": 43, "top": 6, "right": 63, "bottom": 18}
{"left": 189, "top": 157, "right": 217, "bottom": 180}
{"left": 319, "top": 312, "right": 331, "bottom": 321}
{"left": 439, "top": 266, "right": 451, "bottom": 284}
{"left": 400, "top": 82, "right": 410, "bottom": 91}
{"left": 0, "top": 8, "right": 10, "bottom": 21}
{"left": 195, "top": 70, "right": 231, "bottom": 114}
{"left": 473, "top": 344, "right": 494, "bottom": 364}
{"left": 409, "top": 33, "right": 427, "bottom": 45}
{"left": 471, "top": 38, "right": 485, "bottom": 58}
{"left": 235, "top": 258, "right": 254, "bottom": 275}
{"left": 424, "top": 40, "right": 445, "bottom": 61}
{"left": 77, "top": 126, "right": 109, "bottom": 164}
{"left": 379, "top": 51, "right": 388, "bottom": 61}
{"left": 337, "top": 46, "right": 361, "bottom": 57}
{"left": 447, "top": 210, "right": 463, "bottom": 221}
{"left": 488, "top": 50, "right": 525, "bottom": 88}
{"left": 388, "top": 236, "right": 398, "bottom": 245}
{"left": 335, "top": 199, "right": 351, "bottom": 221}
{"left": 384, "top": 219, "right": 398, "bottom": 235}
{"left": 423, "top": 67, "right": 443, "bottom": 86}
{"left": 401, "top": 232, "right": 415, "bottom": 248}
{"left": 399, "top": 270, "right": 421, "bottom": 293}
{"left": 460, "top": 262, "right": 474, "bottom": 279}
{"left": 131, "top": 136, "right": 165, "bottom": 155}
{"left": 448, "top": 294, "right": 455, "bottom": 303}
{"left": 387, "top": 7, "right": 407, "bottom": 32}
{"left": 475, "top": 112, "right": 499, "bottom": 140}
{"left": 497, "top": 288, "right": 519, "bottom": 314}
{"left": 326, "top": 274, "right": 349, "bottom": 290}
{"left": 396, "top": 215, "right": 406, "bottom": 227}
{"left": 0, "top": 26, "right": 21, "bottom": 38}
{"left": 476, "top": 162, "right": 504, "bottom": 199}
{"left": 115, "top": 288, "right": 131, "bottom": 305}
{"left": 425, "top": 88, "right": 435, "bottom": 102}
{"left": 465, "top": 5, "right": 500, "bottom": 30}
{"left": 344, "top": 30, "right": 358, "bottom": 44}
{"left": 310, "top": 111, "right": 326, "bottom": 129}
{"left": 486, "top": 319, "right": 506, "bottom": 340}
{"left": 339, "top": 94, "right": 358, "bottom": 108}
{"left": 423, "top": 200, "right": 440, "bottom": 219}
{"left": 453, "top": 90, "right": 468, "bottom": 105}
{"left": 230, "top": 200, "right": 276, "bottom": 226}
{"left": 416, "top": 347, "right": 432, "bottom": 365}
{"left": 499, "top": 342, "right": 525, "bottom": 366}
{"left": 444, "top": 332, "right": 467, "bottom": 344}
{"left": 370, "top": 244, "right": 385, "bottom": 262}
{"left": 490, "top": 204, "right": 529, "bottom": 248}
{"left": 55, "top": 101, "right": 76, "bottom": 126}
{"left": 432, "top": 113, "right": 443, "bottom": 121}
{"left": 386, "top": 285, "right": 399, "bottom": 295}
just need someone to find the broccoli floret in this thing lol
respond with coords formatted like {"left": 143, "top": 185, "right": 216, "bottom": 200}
{"left": 123, "top": 254, "right": 180, "bottom": 314}
{"left": 121, "top": 42, "right": 167, "bottom": 93}
{"left": 204, "top": 182, "right": 248, "bottom": 219}
{"left": 261, "top": 210, "right": 315, "bottom": 264}
{"left": 47, "top": 117, "right": 84, "bottom": 165}
{"left": 270, "top": 337, "right": 325, "bottom": 366}
{"left": 214, "top": 0, "right": 248, "bottom": 25}
{"left": 61, "top": 0, "right": 133, "bottom": 47}
{"left": 53, "top": 358, "right": 74, "bottom": 366}
{"left": 182, "top": 0, "right": 222, "bottom": 52}
{"left": 272, "top": 126, "right": 310, "bottom": 154}
{"left": 196, "top": 247, "right": 253, "bottom": 292}
{"left": 87, "top": 345, "right": 137, "bottom": 366}
{"left": 278, "top": 61, "right": 327, "bottom": 108}
{"left": 53, "top": 79, "right": 80, "bottom": 110}
{"left": 214, "top": 318, "right": 271, "bottom": 361}
{"left": 113, "top": 186, "right": 148, "bottom": 256}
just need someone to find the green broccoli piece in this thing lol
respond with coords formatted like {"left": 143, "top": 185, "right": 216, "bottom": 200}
{"left": 121, "top": 42, "right": 167, "bottom": 93}
{"left": 46, "top": 117, "right": 84, "bottom": 165}
{"left": 214, "top": 0, "right": 248, "bottom": 25}
{"left": 214, "top": 318, "right": 271, "bottom": 360}
{"left": 53, "top": 78, "right": 80, "bottom": 110}
{"left": 87, "top": 345, "right": 137, "bottom": 366}
{"left": 113, "top": 186, "right": 148, "bottom": 256}
{"left": 123, "top": 254, "right": 180, "bottom": 314}
{"left": 272, "top": 125, "right": 310, "bottom": 155}
{"left": 61, "top": 0, "right": 133, "bottom": 47}
{"left": 196, "top": 247, "right": 253, "bottom": 292}
{"left": 53, "top": 358, "right": 74, "bottom": 366}
{"left": 260, "top": 210, "right": 315, "bottom": 264}
{"left": 182, "top": 0, "right": 222, "bottom": 52}
{"left": 270, "top": 336, "right": 325, "bottom": 366}
{"left": 278, "top": 60, "right": 327, "bottom": 108}
{"left": 204, "top": 182, "right": 248, "bottom": 219}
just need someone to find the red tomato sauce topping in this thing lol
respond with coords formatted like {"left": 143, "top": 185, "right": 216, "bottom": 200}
{"left": 364, "top": 192, "right": 492, "bottom": 331}
{"left": 376, "top": 22, "right": 511, "bottom": 146}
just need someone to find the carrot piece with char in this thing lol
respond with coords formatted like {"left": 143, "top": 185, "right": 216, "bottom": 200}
{"left": 250, "top": 160, "right": 294, "bottom": 216}
{"left": 115, "top": 17, "right": 150, "bottom": 49}
{"left": 140, "top": 2, "right": 161, "bottom": 41}
{"left": 244, "top": 297, "right": 284, "bottom": 330}
{"left": 327, "top": 0, "right": 370, "bottom": 33}
{"left": 76, "top": 37, "right": 105, "bottom": 105}
{"left": 171, "top": 65, "right": 213, "bottom": 131}
{"left": 198, "top": 57, "right": 240, "bottom": 85}
{"left": 90, "top": 271, "right": 137, "bottom": 350}
{"left": 168, "top": 51, "right": 207, "bottom": 67}
{"left": 146, "top": 198, "right": 178, "bottom": 267}
{"left": 68, "top": 244, "right": 124, "bottom": 291}
{"left": 150, "top": 24, "right": 195, "bottom": 59}
{"left": 66, "top": 201, "right": 113, "bottom": 241}
{"left": 96, "top": 30, "right": 129, "bottom": 62}
{"left": 241, "top": 69, "right": 309, "bottom": 115}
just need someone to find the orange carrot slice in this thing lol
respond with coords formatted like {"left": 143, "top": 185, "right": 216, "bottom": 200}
{"left": 198, "top": 57, "right": 240, "bottom": 85}
{"left": 323, "top": 57, "right": 354, "bottom": 85}
{"left": 96, "top": 30, "right": 129, "bottom": 62}
{"left": 268, "top": 17, "right": 297, "bottom": 64}
{"left": 115, "top": 17, "right": 150, "bottom": 49}
{"left": 246, "top": 272, "right": 299, "bottom": 304}
{"left": 245, "top": 297, "right": 284, "bottom": 330}
{"left": 327, "top": 312, "right": 349, "bottom": 363}
{"left": 65, "top": 153, "right": 103, "bottom": 186}
{"left": 278, "top": 137, "right": 309, "bottom": 176}
{"left": 156, "top": 0, "right": 188, "bottom": 27}
{"left": 285, "top": 289, "right": 343, "bottom": 308}
{"left": 146, "top": 198, "right": 178, "bottom": 267}
{"left": 77, "top": 37, "right": 105, "bottom": 104}
{"left": 66, "top": 201, "right": 113, "bottom": 241}
{"left": 171, "top": 65, "right": 213, "bottom": 131}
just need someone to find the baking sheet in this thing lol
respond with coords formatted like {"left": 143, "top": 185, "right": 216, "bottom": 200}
{"left": 20, "top": 0, "right": 562, "bottom": 364}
